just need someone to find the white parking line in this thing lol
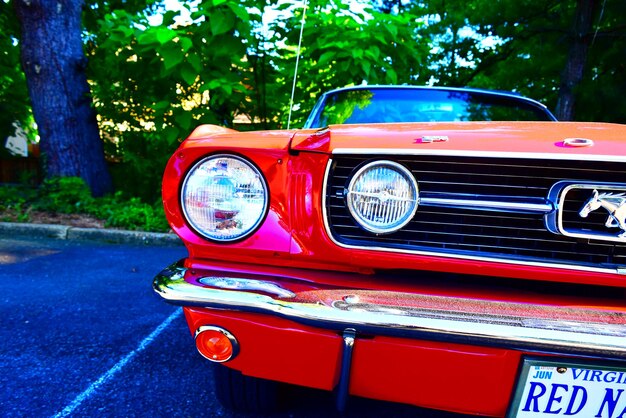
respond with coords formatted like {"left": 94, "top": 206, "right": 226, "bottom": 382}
{"left": 52, "top": 308, "right": 183, "bottom": 418}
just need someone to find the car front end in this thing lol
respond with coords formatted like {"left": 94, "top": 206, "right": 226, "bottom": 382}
{"left": 154, "top": 88, "right": 626, "bottom": 417}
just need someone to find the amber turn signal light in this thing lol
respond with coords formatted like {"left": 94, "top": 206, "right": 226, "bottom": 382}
{"left": 194, "top": 326, "right": 239, "bottom": 363}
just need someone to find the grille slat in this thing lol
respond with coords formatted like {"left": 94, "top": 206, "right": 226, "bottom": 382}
{"left": 418, "top": 181, "right": 548, "bottom": 191}
{"left": 331, "top": 214, "right": 550, "bottom": 233}
{"left": 331, "top": 234, "right": 609, "bottom": 259}
{"left": 326, "top": 155, "right": 626, "bottom": 269}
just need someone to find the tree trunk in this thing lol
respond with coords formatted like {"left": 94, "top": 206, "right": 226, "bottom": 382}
{"left": 555, "top": 0, "right": 597, "bottom": 121}
{"left": 14, "top": 0, "right": 112, "bottom": 196}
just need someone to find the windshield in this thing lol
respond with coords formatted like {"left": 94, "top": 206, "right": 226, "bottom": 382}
{"left": 305, "top": 88, "right": 555, "bottom": 128}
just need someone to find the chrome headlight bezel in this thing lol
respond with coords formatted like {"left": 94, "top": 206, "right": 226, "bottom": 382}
{"left": 346, "top": 160, "right": 419, "bottom": 234}
{"left": 180, "top": 154, "right": 269, "bottom": 243}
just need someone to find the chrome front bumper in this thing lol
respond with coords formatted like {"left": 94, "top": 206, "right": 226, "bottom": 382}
{"left": 154, "top": 260, "right": 626, "bottom": 359}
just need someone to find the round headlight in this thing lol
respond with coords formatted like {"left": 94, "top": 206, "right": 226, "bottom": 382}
{"left": 346, "top": 161, "right": 418, "bottom": 234}
{"left": 181, "top": 154, "right": 268, "bottom": 242}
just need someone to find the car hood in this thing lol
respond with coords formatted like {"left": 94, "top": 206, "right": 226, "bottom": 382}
{"left": 289, "top": 122, "right": 626, "bottom": 158}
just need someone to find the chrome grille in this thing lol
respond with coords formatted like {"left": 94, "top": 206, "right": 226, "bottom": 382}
{"left": 325, "top": 155, "right": 626, "bottom": 269}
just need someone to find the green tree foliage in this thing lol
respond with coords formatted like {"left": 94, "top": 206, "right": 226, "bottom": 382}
{"left": 0, "top": 0, "right": 33, "bottom": 144}
{"left": 574, "top": 0, "right": 626, "bottom": 123}
{"left": 267, "top": 0, "right": 430, "bottom": 127}
{"left": 83, "top": 0, "right": 431, "bottom": 198}
{"left": 1, "top": 0, "right": 624, "bottom": 207}
{"left": 414, "top": 0, "right": 626, "bottom": 122}
{"left": 86, "top": 1, "right": 256, "bottom": 200}
{"left": 418, "top": 1, "right": 567, "bottom": 106}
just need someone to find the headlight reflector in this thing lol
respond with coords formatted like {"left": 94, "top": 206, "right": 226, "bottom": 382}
{"left": 346, "top": 161, "right": 418, "bottom": 234}
{"left": 181, "top": 155, "right": 268, "bottom": 242}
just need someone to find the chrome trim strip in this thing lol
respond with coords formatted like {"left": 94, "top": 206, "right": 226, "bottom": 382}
{"left": 199, "top": 276, "right": 296, "bottom": 298}
{"left": 154, "top": 263, "right": 626, "bottom": 358}
{"left": 322, "top": 159, "right": 624, "bottom": 275}
{"left": 420, "top": 196, "right": 553, "bottom": 214}
{"left": 331, "top": 149, "right": 626, "bottom": 163}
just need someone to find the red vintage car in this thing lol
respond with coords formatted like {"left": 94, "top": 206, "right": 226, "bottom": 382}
{"left": 154, "top": 86, "right": 626, "bottom": 417}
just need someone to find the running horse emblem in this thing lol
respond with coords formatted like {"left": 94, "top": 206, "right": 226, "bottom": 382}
{"left": 579, "top": 190, "right": 626, "bottom": 237}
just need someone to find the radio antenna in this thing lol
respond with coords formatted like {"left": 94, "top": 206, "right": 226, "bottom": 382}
{"left": 287, "top": 0, "right": 308, "bottom": 130}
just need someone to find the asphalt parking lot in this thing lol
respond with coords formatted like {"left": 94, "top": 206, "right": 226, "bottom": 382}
{"left": 0, "top": 234, "right": 470, "bottom": 418}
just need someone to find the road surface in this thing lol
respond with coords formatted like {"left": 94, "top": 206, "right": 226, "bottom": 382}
{"left": 0, "top": 235, "right": 470, "bottom": 418}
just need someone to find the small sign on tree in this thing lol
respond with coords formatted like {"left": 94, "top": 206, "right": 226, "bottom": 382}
{"left": 4, "top": 123, "right": 28, "bottom": 157}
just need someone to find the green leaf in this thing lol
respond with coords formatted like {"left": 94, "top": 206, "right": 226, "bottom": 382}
{"left": 373, "top": 31, "right": 386, "bottom": 44}
{"left": 360, "top": 61, "right": 371, "bottom": 78}
{"left": 163, "top": 126, "right": 181, "bottom": 145}
{"left": 318, "top": 51, "right": 335, "bottom": 67}
{"left": 201, "top": 79, "right": 222, "bottom": 91}
{"left": 155, "top": 28, "right": 176, "bottom": 45}
{"left": 186, "top": 53, "right": 202, "bottom": 73}
{"left": 180, "top": 63, "right": 197, "bottom": 85}
{"left": 153, "top": 101, "right": 170, "bottom": 110}
{"left": 210, "top": 11, "right": 234, "bottom": 36}
{"left": 384, "top": 24, "right": 398, "bottom": 39}
{"left": 226, "top": 3, "right": 250, "bottom": 23}
{"left": 109, "top": 26, "right": 133, "bottom": 43}
{"left": 160, "top": 44, "right": 183, "bottom": 70}
{"left": 367, "top": 46, "right": 380, "bottom": 61}
{"left": 137, "top": 30, "right": 158, "bottom": 46}
{"left": 179, "top": 37, "right": 193, "bottom": 52}
{"left": 162, "top": 10, "right": 179, "bottom": 26}
{"left": 190, "top": 10, "right": 206, "bottom": 20}
{"left": 175, "top": 111, "right": 193, "bottom": 130}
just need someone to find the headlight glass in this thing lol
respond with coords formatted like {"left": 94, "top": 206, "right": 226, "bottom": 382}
{"left": 181, "top": 155, "right": 268, "bottom": 242}
{"left": 346, "top": 161, "right": 418, "bottom": 234}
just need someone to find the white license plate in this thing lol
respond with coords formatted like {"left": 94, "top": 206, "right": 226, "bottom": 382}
{"left": 508, "top": 358, "right": 626, "bottom": 417}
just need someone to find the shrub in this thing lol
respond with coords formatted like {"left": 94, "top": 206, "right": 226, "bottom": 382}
{"left": 0, "top": 176, "right": 169, "bottom": 232}
{"left": 0, "top": 185, "right": 28, "bottom": 210}
{"left": 102, "top": 196, "right": 169, "bottom": 232}
{"left": 34, "top": 177, "right": 95, "bottom": 213}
